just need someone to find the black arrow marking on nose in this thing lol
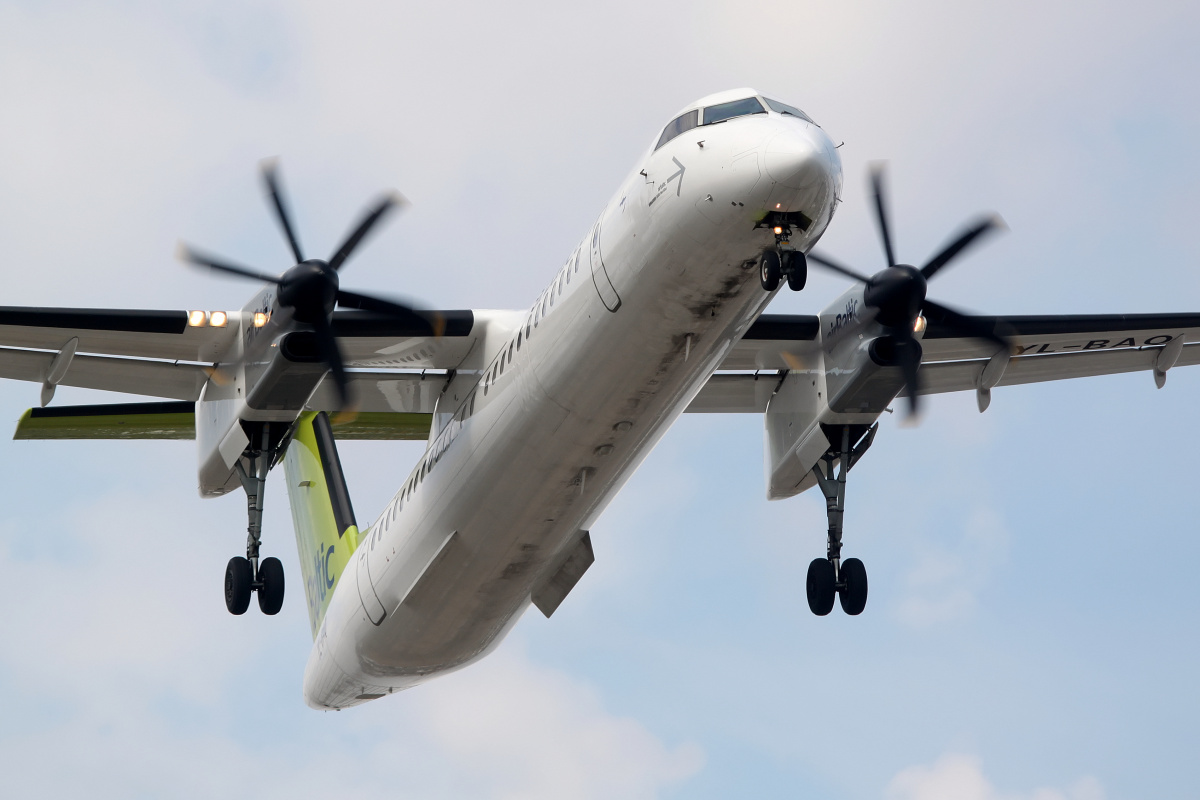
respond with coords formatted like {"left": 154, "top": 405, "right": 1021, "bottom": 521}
{"left": 667, "top": 157, "right": 686, "bottom": 196}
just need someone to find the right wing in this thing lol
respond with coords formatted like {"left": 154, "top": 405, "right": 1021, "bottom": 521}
{"left": 0, "top": 306, "right": 483, "bottom": 403}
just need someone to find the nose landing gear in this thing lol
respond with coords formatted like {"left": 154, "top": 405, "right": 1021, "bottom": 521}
{"left": 225, "top": 424, "right": 287, "bottom": 616}
{"left": 759, "top": 249, "right": 808, "bottom": 292}
{"left": 806, "top": 424, "right": 876, "bottom": 616}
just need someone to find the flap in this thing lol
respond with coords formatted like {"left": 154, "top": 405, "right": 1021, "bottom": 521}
{"left": 0, "top": 347, "right": 210, "bottom": 401}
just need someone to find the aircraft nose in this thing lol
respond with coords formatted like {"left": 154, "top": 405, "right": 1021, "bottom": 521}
{"left": 764, "top": 127, "right": 837, "bottom": 191}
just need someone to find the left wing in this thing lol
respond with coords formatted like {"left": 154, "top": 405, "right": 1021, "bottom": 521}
{"left": 688, "top": 312, "right": 1200, "bottom": 412}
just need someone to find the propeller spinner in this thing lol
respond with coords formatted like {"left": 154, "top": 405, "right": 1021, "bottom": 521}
{"left": 179, "top": 161, "right": 441, "bottom": 410}
{"left": 807, "top": 165, "right": 1010, "bottom": 418}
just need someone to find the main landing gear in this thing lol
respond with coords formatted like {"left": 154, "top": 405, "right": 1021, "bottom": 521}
{"left": 225, "top": 424, "right": 286, "bottom": 616}
{"left": 806, "top": 424, "right": 876, "bottom": 616}
{"left": 759, "top": 249, "right": 807, "bottom": 292}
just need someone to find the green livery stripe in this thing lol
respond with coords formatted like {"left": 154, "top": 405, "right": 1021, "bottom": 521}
{"left": 284, "top": 411, "right": 361, "bottom": 638}
{"left": 13, "top": 404, "right": 432, "bottom": 441}
{"left": 13, "top": 402, "right": 196, "bottom": 440}
{"left": 330, "top": 412, "right": 431, "bottom": 440}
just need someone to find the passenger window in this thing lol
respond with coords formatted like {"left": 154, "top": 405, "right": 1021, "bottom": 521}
{"left": 655, "top": 109, "right": 699, "bottom": 150}
{"left": 508, "top": 342, "right": 514, "bottom": 360}
{"left": 703, "top": 97, "right": 766, "bottom": 125}
{"left": 763, "top": 97, "right": 815, "bottom": 124}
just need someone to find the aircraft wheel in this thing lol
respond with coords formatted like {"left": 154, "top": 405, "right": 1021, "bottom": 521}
{"left": 784, "top": 251, "right": 807, "bottom": 291}
{"left": 839, "top": 557, "right": 868, "bottom": 615}
{"left": 760, "top": 251, "right": 782, "bottom": 291}
{"left": 806, "top": 558, "right": 836, "bottom": 616}
{"left": 225, "top": 556, "right": 252, "bottom": 615}
{"left": 257, "top": 556, "right": 286, "bottom": 615}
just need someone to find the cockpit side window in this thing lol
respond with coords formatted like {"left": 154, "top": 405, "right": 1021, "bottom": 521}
{"left": 656, "top": 109, "right": 699, "bottom": 150}
{"left": 763, "top": 97, "right": 816, "bottom": 125}
{"left": 702, "top": 97, "right": 766, "bottom": 125}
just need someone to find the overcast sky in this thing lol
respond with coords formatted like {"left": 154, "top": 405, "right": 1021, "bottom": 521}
{"left": 1, "top": 1, "right": 1198, "bottom": 798}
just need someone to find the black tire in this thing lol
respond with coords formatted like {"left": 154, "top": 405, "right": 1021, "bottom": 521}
{"left": 806, "top": 558, "right": 836, "bottom": 616}
{"left": 225, "top": 556, "right": 252, "bottom": 615}
{"left": 839, "top": 557, "right": 868, "bottom": 616}
{"left": 760, "top": 251, "right": 782, "bottom": 291}
{"left": 258, "top": 556, "right": 285, "bottom": 615}
{"left": 784, "top": 251, "right": 808, "bottom": 291}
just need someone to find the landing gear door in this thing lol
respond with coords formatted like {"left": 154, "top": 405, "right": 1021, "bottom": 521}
{"left": 589, "top": 220, "right": 621, "bottom": 312}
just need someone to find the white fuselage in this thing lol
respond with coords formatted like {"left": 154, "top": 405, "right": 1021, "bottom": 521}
{"left": 304, "top": 101, "right": 843, "bottom": 708}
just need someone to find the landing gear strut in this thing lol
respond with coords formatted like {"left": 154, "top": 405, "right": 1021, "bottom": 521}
{"left": 807, "top": 424, "right": 876, "bottom": 616}
{"left": 225, "top": 424, "right": 286, "bottom": 616}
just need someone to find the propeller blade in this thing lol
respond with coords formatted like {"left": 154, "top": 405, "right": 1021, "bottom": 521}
{"left": 807, "top": 251, "right": 874, "bottom": 284}
{"left": 920, "top": 215, "right": 1006, "bottom": 280}
{"left": 328, "top": 193, "right": 403, "bottom": 272}
{"left": 313, "top": 314, "right": 352, "bottom": 410}
{"left": 260, "top": 159, "right": 305, "bottom": 264}
{"left": 336, "top": 289, "right": 445, "bottom": 336}
{"left": 177, "top": 244, "right": 281, "bottom": 285}
{"left": 921, "top": 298, "right": 1010, "bottom": 350}
{"left": 870, "top": 165, "right": 897, "bottom": 267}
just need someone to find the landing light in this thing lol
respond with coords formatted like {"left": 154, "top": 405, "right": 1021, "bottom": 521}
{"left": 773, "top": 226, "right": 784, "bottom": 235}
{"left": 914, "top": 315, "right": 927, "bottom": 334}
{"left": 253, "top": 312, "right": 268, "bottom": 328}
{"left": 187, "top": 310, "right": 207, "bottom": 327}
{"left": 210, "top": 311, "right": 228, "bottom": 327}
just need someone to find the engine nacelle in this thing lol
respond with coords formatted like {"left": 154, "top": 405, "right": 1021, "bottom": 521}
{"left": 764, "top": 287, "right": 923, "bottom": 499}
{"left": 826, "top": 335, "right": 918, "bottom": 414}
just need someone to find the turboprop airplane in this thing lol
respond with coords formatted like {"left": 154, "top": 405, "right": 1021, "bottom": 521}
{"left": 3, "top": 88, "right": 1200, "bottom": 709}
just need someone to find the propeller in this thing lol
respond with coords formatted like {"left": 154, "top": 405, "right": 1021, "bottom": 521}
{"left": 179, "top": 160, "right": 442, "bottom": 410}
{"left": 807, "top": 164, "right": 1009, "bottom": 419}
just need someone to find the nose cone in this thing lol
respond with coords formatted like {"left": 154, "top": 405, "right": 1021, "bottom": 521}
{"left": 764, "top": 127, "right": 839, "bottom": 190}
{"left": 758, "top": 125, "right": 842, "bottom": 237}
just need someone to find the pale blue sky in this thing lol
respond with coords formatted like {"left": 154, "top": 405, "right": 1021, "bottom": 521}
{"left": 0, "top": 2, "right": 1197, "bottom": 798}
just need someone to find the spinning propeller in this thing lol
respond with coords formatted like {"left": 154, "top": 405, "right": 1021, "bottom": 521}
{"left": 807, "top": 164, "right": 1010, "bottom": 418}
{"left": 179, "top": 160, "right": 442, "bottom": 410}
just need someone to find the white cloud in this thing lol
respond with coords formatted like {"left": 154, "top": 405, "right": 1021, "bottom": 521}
{"left": 895, "top": 506, "right": 1009, "bottom": 627}
{"left": 402, "top": 648, "right": 705, "bottom": 800}
{"left": 887, "top": 754, "right": 1105, "bottom": 800}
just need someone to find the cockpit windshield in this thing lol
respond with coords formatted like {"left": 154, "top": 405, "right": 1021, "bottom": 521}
{"left": 656, "top": 109, "right": 700, "bottom": 150}
{"left": 702, "top": 97, "right": 766, "bottom": 125}
{"left": 763, "top": 97, "right": 815, "bottom": 124}
{"left": 654, "top": 95, "right": 817, "bottom": 151}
